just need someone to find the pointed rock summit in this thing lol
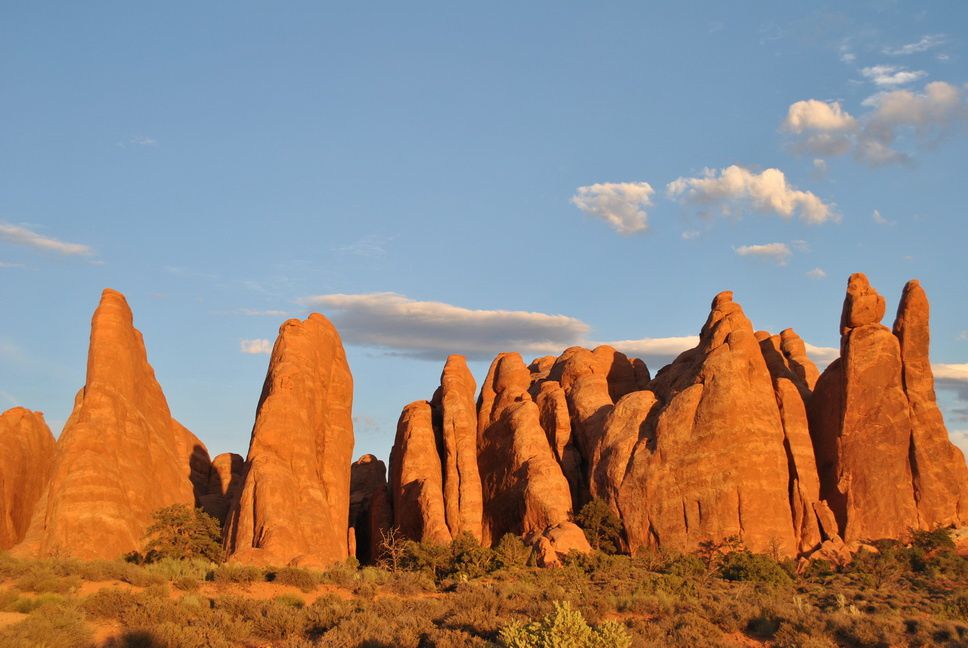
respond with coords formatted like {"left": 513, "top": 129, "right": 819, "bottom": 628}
{"left": 225, "top": 313, "right": 354, "bottom": 567}
{"left": 597, "top": 291, "right": 815, "bottom": 556}
{"left": 388, "top": 355, "right": 483, "bottom": 545}
{"left": 810, "top": 274, "right": 967, "bottom": 542}
{"left": 14, "top": 289, "right": 210, "bottom": 560}
{"left": 0, "top": 408, "right": 56, "bottom": 550}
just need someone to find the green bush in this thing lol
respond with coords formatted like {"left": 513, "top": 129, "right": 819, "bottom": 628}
{"left": 495, "top": 534, "right": 531, "bottom": 570}
{"left": 0, "top": 604, "right": 94, "bottom": 648}
{"left": 576, "top": 499, "right": 625, "bottom": 554}
{"left": 269, "top": 567, "right": 320, "bottom": 592}
{"left": 498, "top": 600, "right": 631, "bottom": 648}
{"left": 718, "top": 550, "right": 792, "bottom": 586}
{"left": 140, "top": 505, "right": 224, "bottom": 563}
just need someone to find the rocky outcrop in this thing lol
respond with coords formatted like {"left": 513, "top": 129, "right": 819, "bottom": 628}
{"left": 225, "top": 313, "right": 354, "bottom": 567}
{"left": 14, "top": 289, "right": 210, "bottom": 560}
{"left": 389, "top": 401, "right": 451, "bottom": 544}
{"left": 388, "top": 355, "right": 483, "bottom": 544}
{"left": 893, "top": 280, "right": 968, "bottom": 528}
{"left": 597, "top": 292, "right": 806, "bottom": 556}
{"left": 349, "top": 454, "right": 392, "bottom": 564}
{"left": 477, "top": 353, "right": 589, "bottom": 554}
{"left": 431, "top": 355, "right": 483, "bottom": 541}
{"left": 807, "top": 274, "right": 968, "bottom": 542}
{"left": 757, "top": 331, "right": 823, "bottom": 553}
{"left": 0, "top": 408, "right": 56, "bottom": 550}
{"left": 199, "top": 453, "right": 244, "bottom": 526}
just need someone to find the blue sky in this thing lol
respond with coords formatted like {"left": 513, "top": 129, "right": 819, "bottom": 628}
{"left": 2, "top": 1, "right": 967, "bottom": 460}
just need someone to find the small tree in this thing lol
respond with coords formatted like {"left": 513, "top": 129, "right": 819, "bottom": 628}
{"left": 142, "top": 504, "right": 223, "bottom": 563}
{"left": 575, "top": 498, "right": 624, "bottom": 554}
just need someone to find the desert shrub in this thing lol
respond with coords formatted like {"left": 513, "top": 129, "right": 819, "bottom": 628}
{"left": 451, "top": 532, "right": 495, "bottom": 578}
{"left": 0, "top": 603, "right": 94, "bottom": 648}
{"left": 144, "top": 557, "right": 211, "bottom": 582}
{"left": 13, "top": 568, "right": 80, "bottom": 594}
{"left": 316, "top": 597, "right": 442, "bottom": 647}
{"left": 718, "top": 550, "right": 792, "bottom": 586}
{"left": 662, "top": 552, "right": 705, "bottom": 580}
{"left": 494, "top": 533, "right": 531, "bottom": 570}
{"left": 82, "top": 588, "right": 140, "bottom": 619}
{"left": 829, "top": 613, "right": 905, "bottom": 648}
{"left": 576, "top": 498, "right": 625, "bottom": 554}
{"left": 275, "top": 593, "right": 306, "bottom": 608}
{"left": 498, "top": 600, "right": 631, "bottom": 648}
{"left": 140, "top": 505, "right": 223, "bottom": 563}
{"left": 911, "top": 526, "right": 956, "bottom": 553}
{"left": 660, "top": 611, "right": 727, "bottom": 647}
{"left": 400, "top": 539, "right": 451, "bottom": 581}
{"left": 302, "top": 595, "right": 356, "bottom": 639}
{"left": 269, "top": 566, "right": 320, "bottom": 592}
{"left": 209, "top": 563, "right": 262, "bottom": 585}
{"left": 943, "top": 590, "right": 968, "bottom": 622}
{"left": 319, "top": 561, "right": 357, "bottom": 588}
{"left": 772, "top": 623, "right": 838, "bottom": 648}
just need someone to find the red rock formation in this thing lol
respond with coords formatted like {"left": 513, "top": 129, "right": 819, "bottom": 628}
{"left": 225, "top": 313, "right": 354, "bottom": 567}
{"left": 477, "top": 353, "right": 589, "bottom": 554}
{"left": 199, "top": 453, "right": 244, "bottom": 525}
{"left": 894, "top": 280, "right": 968, "bottom": 527}
{"left": 809, "top": 274, "right": 920, "bottom": 541}
{"left": 14, "top": 289, "right": 210, "bottom": 560}
{"left": 757, "top": 331, "right": 823, "bottom": 553}
{"left": 431, "top": 355, "right": 483, "bottom": 541}
{"left": 779, "top": 328, "right": 820, "bottom": 392}
{"left": 387, "top": 355, "right": 483, "bottom": 544}
{"left": 349, "top": 454, "right": 392, "bottom": 564}
{"left": 598, "top": 292, "right": 802, "bottom": 556}
{"left": 389, "top": 401, "right": 451, "bottom": 544}
{"left": 0, "top": 408, "right": 56, "bottom": 550}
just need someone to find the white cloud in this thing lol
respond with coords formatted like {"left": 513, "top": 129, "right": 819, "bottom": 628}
{"left": 681, "top": 229, "right": 701, "bottom": 240}
{"left": 781, "top": 100, "right": 858, "bottom": 156}
{"left": 232, "top": 308, "right": 291, "bottom": 317}
{"left": 118, "top": 135, "right": 158, "bottom": 148}
{"left": 0, "top": 261, "right": 24, "bottom": 268}
{"left": 936, "top": 364, "right": 968, "bottom": 426}
{"left": 805, "top": 343, "right": 839, "bottom": 367}
{"left": 240, "top": 338, "right": 272, "bottom": 354}
{"left": 667, "top": 166, "right": 835, "bottom": 224}
{"left": 571, "top": 182, "right": 655, "bottom": 234}
{"left": 300, "top": 292, "right": 590, "bottom": 360}
{"left": 862, "top": 65, "right": 927, "bottom": 87}
{"left": 883, "top": 34, "right": 946, "bottom": 56}
{"left": 604, "top": 336, "right": 699, "bottom": 368}
{"left": 783, "top": 81, "right": 968, "bottom": 166}
{"left": 782, "top": 100, "right": 857, "bottom": 133}
{"left": 0, "top": 222, "right": 94, "bottom": 256}
{"left": 734, "top": 242, "right": 793, "bottom": 266}
{"left": 871, "top": 209, "right": 893, "bottom": 225}
{"left": 806, "top": 267, "right": 827, "bottom": 279}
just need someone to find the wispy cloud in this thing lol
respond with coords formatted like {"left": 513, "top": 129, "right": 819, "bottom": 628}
{"left": 883, "top": 34, "right": 946, "bottom": 56}
{"left": 240, "top": 339, "right": 272, "bottom": 354}
{"left": 0, "top": 222, "right": 94, "bottom": 256}
{"left": 118, "top": 135, "right": 158, "bottom": 148}
{"left": 806, "top": 267, "right": 827, "bottom": 279}
{"left": 861, "top": 65, "right": 927, "bottom": 87}
{"left": 333, "top": 234, "right": 395, "bottom": 258}
{"left": 571, "top": 182, "right": 655, "bottom": 234}
{"left": 872, "top": 209, "right": 893, "bottom": 225}
{"left": 0, "top": 261, "right": 24, "bottom": 268}
{"left": 734, "top": 242, "right": 793, "bottom": 266}
{"left": 603, "top": 336, "right": 698, "bottom": 368}
{"left": 667, "top": 165, "right": 836, "bottom": 224}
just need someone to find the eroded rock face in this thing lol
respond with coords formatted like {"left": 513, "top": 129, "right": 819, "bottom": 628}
{"left": 387, "top": 355, "right": 484, "bottom": 544}
{"left": 389, "top": 401, "right": 451, "bottom": 545}
{"left": 0, "top": 408, "right": 56, "bottom": 550}
{"left": 811, "top": 276, "right": 968, "bottom": 540}
{"left": 598, "top": 292, "right": 802, "bottom": 556}
{"left": 431, "top": 355, "right": 483, "bottom": 541}
{"left": 15, "top": 289, "right": 210, "bottom": 560}
{"left": 199, "top": 453, "right": 244, "bottom": 526}
{"left": 894, "top": 280, "right": 968, "bottom": 527}
{"left": 225, "top": 313, "right": 354, "bottom": 567}
{"left": 349, "top": 454, "right": 392, "bottom": 564}
{"left": 477, "top": 353, "right": 586, "bottom": 553}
